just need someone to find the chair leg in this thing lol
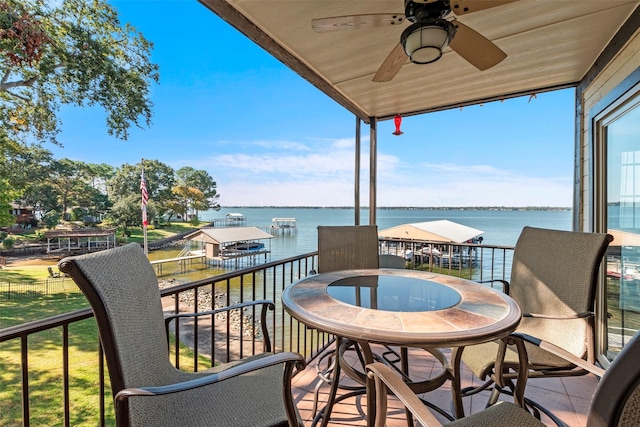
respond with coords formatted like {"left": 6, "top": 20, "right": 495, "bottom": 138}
{"left": 312, "top": 350, "right": 336, "bottom": 416}
{"left": 487, "top": 384, "right": 502, "bottom": 407}
{"left": 460, "top": 378, "right": 495, "bottom": 397}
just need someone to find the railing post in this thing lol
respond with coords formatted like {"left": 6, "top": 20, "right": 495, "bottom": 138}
{"left": 21, "top": 336, "right": 29, "bottom": 427}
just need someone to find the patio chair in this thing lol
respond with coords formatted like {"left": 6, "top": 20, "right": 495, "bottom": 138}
{"left": 316, "top": 225, "right": 380, "bottom": 273}
{"left": 311, "top": 225, "right": 380, "bottom": 415}
{"left": 367, "top": 329, "right": 640, "bottom": 427}
{"left": 48, "top": 266, "right": 61, "bottom": 278}
{"left": 58, "top": 243, "right": 305, "bottom": 427}
{"left": 379, "top": 254, "right": 407, "bottom": 269}
{"left": 458, "top": 226, "right": 612, "bottom": 421}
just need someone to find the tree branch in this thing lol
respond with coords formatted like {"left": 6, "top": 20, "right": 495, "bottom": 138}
{"left": 0, "top": 77, "right": 38, "bottom": 91}
{"left": 0, "top": 88, "right": 31, "bottom": 102}
{"left": 1, "top": 68, "right": 12, "bottom": 85}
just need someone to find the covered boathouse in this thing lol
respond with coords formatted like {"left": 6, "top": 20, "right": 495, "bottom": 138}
{"left": 44, "top": 228, "right": 117, "bottom": 255}
{"left": 184, "top": 226, "right": 273, "bottom": 269}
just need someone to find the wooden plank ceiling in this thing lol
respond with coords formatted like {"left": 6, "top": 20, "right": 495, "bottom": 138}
{"left": 199, "top": 0, "right": 639, "bottom": 122}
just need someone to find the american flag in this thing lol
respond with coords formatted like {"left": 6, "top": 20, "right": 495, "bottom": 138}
{"left": 140, "top": 168, "right": 149, "bottom": 226}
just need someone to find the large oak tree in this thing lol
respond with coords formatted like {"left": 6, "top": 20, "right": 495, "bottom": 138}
{"left": 0, "top": 0, "right": 159, "bottom": 151}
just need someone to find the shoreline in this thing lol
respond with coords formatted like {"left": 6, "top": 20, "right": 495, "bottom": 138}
{"left": 221, "top": 205, "right": 572, "bottom": 211}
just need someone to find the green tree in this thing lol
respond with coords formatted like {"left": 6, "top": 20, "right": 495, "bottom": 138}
{"left": 107, "top": 193, "right": 154, "bottom": 230}
{"left": 46, "top": 158, "right": 98, "bottom": 217}
{"left": 171, "top": 184, "right": 207, "bottom": 221}
{"left": 175, "top": 166, "right": 221, "bottom": 212}
{"left": 109, "top": 160, "right": 175, "bottom": 217}
{"left": 21, "top": 180, "right": 59, "bottom": 214}
{"left": 1, "top": 144, "right": 51, "bottom": 192}
{"left": 86, "top": 163, "right": 116, "bottom": 196}
{"left": 0, "top": 0, "right": 159, "bottom": 150}
{"left": 41, "top": 209, "right": 59, "bottom": 228}
{"left": 1, "top": 145, "right": 57, "bottom": 219}
{"left": 0, "top": 178, "right": 17, "bottom": 226}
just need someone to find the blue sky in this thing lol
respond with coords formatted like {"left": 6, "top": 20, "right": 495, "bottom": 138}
{"left": 50, "top": 0, "right": 574, "bottom": 208}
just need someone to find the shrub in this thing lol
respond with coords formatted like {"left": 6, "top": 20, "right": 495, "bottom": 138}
{"left": 42, "top": 211, "right": 61, "bottom": 229}
{"left": 2, "top": 237, "right": 15, "bottom": 250}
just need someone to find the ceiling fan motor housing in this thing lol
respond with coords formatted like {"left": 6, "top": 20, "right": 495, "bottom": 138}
{"left": 404, "top": 0, "right": 451, "bottom": 23}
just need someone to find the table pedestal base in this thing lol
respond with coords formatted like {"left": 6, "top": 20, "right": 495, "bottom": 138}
{"left": 313, "top": 338, "right": 455, "bottom": 427}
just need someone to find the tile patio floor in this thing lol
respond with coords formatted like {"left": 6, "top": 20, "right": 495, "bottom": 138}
{"left": 290, "top": 345, "right": 598, "bottom": 426}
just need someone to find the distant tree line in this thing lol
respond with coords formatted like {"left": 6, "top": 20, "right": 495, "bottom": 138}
{"left": 0, "top": 145, "right": 220, "bottom": 229}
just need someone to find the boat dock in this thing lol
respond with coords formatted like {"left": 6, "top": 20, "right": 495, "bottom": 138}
{"left": 210, "top": 213, "right": 247, "bottom": 227}
{"left": 150, "top": 254, "right": 206, "bottom": 275}
{"left": 270, "top": 218, "right": 297, "bottom": 234}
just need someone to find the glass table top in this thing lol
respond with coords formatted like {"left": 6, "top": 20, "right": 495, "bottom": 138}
{"left": 327, "top": 275, "right": 461, "bottom": 312}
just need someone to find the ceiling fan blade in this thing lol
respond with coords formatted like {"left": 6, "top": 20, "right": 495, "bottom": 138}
{"left": 372, "top": 43, "right": 407, "bottom": 83}
{"left": 449, "top": 21, "right": 506, "bottom": 70}
{"left": 312, "top": 14, "right": 406, "bottom": 33}
{"left": 450, "top": 0, "right": 518, "bottom": 16}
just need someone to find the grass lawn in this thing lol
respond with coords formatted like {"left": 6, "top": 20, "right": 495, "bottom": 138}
{"left": 125, "top": 221, "right": 205, "bottom": 244}
{"left": 0, "top": 263, "right": 60, "bottom": 282}
{"left": 0, "top": 288, "right": 211, "bottom": 426}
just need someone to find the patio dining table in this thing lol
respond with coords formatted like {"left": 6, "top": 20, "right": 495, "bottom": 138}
{"left": 282, "top": 268, "right": 522, "bottom": 426}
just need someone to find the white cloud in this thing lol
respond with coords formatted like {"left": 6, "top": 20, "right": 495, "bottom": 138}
{"left": 251, "top": 140, "right": 313, "bottom": 151}
{"left": 176, "top": 137, "right": 572, "bottom": 207}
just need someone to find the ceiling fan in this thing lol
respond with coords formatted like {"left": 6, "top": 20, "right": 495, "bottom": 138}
{"left": 311, "top": 0, "right": 516, "bottom": 82}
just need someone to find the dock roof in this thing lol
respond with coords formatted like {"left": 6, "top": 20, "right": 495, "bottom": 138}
{"left": 44, "top": 228, "right": 117, "bottom": 239}
{"left": 379, "top": 220, "right": 483, "bottom": 243}
{"left": 185, "top": 226, "right": 273, "bottom": 244}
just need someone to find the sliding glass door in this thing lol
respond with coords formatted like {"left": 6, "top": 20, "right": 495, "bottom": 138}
{"left": 599, "top": 89, "right": 640, "bottom": 359}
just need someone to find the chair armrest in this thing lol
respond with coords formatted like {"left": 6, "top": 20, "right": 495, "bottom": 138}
{"left": 511, "top": 332, "right": 605, "bottom": 378}
{"left": 164, "top": 299, "right": 275, "bottom": 321}
{"left": 164, "top": 299, "right": 275, "bottom": 351}
{"left": 477, "top": 279, "right": 510, "bottom": 294}
{"left": 523, "top": 311, "right": 593, "bottom": 320}
{"left": 115, "top": 351, "right": 305, "bottom": 400}
{"left": 366, "top": 362, "right": 445, "bottom": 427}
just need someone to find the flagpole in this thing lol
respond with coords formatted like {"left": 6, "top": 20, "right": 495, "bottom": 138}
{"left": 141, "top": 158, "right": 149, "bottom": 255}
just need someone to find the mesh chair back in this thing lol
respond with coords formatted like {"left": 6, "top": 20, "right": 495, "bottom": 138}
{"left": 58, "top": 243, "right": 176, "bottom": 395}
{"left": 588, "top": 330, "right": 640, "bottom": 427}
{"left": 379, "top": 254, "right": 406, "bottom": 269}
{"left": 317, "top": 225, "right": 379, "bottom": 273}
{"left": 509, "top": 226, "right": 611, "bottom": 358}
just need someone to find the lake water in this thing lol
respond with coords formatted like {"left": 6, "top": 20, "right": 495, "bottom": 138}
{"left": 200, "top": 207, "right": 572, "bottom": 261}
{"left": 150, "top": 206, "right": 572, "bottom": 282}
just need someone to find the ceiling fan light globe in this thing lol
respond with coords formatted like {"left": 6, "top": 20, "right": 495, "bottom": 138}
{"left": 409, "top": 45, "right": 442, "bottom": 63}
{"left": 401, "top": 20, "right": 455, "bottom": 65}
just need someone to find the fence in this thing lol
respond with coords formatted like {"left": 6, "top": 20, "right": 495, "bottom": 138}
{"left": 0, "top": 278, "right": 80, "bottom": 300}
